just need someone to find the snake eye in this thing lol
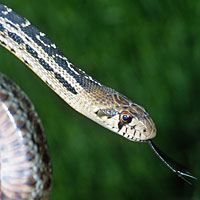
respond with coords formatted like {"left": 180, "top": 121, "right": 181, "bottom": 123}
{"left": 120, "top": 111, "right": 132, "bottom": 124}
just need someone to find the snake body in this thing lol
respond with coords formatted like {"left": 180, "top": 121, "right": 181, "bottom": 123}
{"left": 0, "top": 73, "right": 52, "bottom": 199}
{"left": 0, "top": 3, "right": 156, "bottom": 199}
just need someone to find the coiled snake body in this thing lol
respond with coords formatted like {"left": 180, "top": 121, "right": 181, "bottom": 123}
{"left": 0, "top": 73, "right": 51, "bottom": 199}
{"left": 0, "top": 3, "right": 196, "bottom": 200}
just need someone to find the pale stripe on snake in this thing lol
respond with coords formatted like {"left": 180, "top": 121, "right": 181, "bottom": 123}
{"left": 0, "top": 3, "right": 196, "bottom": 199}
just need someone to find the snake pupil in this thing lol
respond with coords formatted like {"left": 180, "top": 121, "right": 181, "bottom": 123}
{"left": 122, "top": 115, "right": 131, "bottom": 122}
{"left": 120, "top": 111, "right": 132, "bottom": 124}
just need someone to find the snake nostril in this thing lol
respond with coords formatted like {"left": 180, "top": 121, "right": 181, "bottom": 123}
{"left": 131, "top": 125, "right": 136, "bottom": 130}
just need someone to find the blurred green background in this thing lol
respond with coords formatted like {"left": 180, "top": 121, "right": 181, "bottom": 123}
{"left": 1, "top": 0, "right": 200, "bottom": 199}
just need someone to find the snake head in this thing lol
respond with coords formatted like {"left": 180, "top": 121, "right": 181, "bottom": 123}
{"left": 95, "top": 93, "right": 156, "bottom": 142}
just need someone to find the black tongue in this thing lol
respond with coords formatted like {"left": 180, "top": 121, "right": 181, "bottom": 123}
{"left": 147, "top": 139, "right": 197, "bottom": 185}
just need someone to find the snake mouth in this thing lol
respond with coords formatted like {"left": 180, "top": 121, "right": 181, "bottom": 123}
{"left": 123, "top": 135, "right": 147, "bottom": 142}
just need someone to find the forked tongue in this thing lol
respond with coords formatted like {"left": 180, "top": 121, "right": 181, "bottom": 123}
{"left": 147, "top": 140, "right": 197, "bottom": 185}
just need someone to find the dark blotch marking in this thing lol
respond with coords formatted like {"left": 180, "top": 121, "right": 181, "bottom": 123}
{"left": 39, "top": 34, "right": 53, "bottom": 47}
{"left": 24, "top": 59, "right": 29, "bottom": 65}
{"left": 22, "top": 96, "right": 32, "bottom": 108}
{"left": 0, "top": 92, "right": 9, "bottom": 101}
{"left": 25, "top": 36, "right": 30, "bottom": 41}
{"left": 42, "top": 150, "right": 50, "bottom": 165}
{"left": 118, "top": 121, "right": 124, "bottom": 131}
{"left": 26, "top": 177, "right": 36, "bottom": 186}
{"left": 16, "top": 120, "right": 26, "bottom": 130}
{"left": 6, "top": 21, "right": 18, "bottom": 30}
{"left": 27, "top": 112, "right": 34, "bottom": 123}
{"left": 26, "top": 44, "right": 38, "bottom": 58}
{"left": 0, "top": 40, "right": 6, "bottom": 46}
{"left": 8, "top": 105, "right": 16, "bottom": 115}
{"left": 35, "top": 122, "right": 43, "bottom": 136}
{"left": 54, "top": 72, "right": 77, "bottom": 94}
{"left": 8, "top": 31, "right": 24, "bottom": 44}
{"left": 13, "top": 89, "right": 20, "bottom": 99}
{"left": 54, "top": 57, "right": 72, "bottom": 73}
{"left": 39, "top": 58, "right": 53, "bottom": 72}
{"left": 44, "top": 177, "right": 52, "bottom": 190}
{"left": 10, "top": 48, "right": 15, "bottom": 53}
{"left": 0, "top": 23, "right": 5, "bottom": 31}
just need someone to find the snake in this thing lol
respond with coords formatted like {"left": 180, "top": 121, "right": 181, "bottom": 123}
{"left": 0, "top": 3, "right": 196, "bottom": 200}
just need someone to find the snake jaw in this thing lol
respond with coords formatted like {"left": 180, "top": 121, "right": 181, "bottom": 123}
{"left": 116, "top": 116, "right": 156, "bottom": 142}
{"left": 130, "top": 117, "right": 156, "bottom": 141}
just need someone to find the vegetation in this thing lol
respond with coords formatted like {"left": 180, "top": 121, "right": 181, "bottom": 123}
{"left": 1, "top": 0, "right": 199, "bottom": 199}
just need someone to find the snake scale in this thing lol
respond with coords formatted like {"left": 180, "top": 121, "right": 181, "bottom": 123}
{"left": 0, "top": 3, "right": 196, "bottom": 200}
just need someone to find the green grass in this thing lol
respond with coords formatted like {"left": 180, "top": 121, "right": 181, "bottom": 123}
{"left": 0, "top": 0, "right": 200, "bottom": 199}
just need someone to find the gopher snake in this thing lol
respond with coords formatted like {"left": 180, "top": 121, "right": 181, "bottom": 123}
{"left": 0, "top": 3, "right": 196, "bottom": 199}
